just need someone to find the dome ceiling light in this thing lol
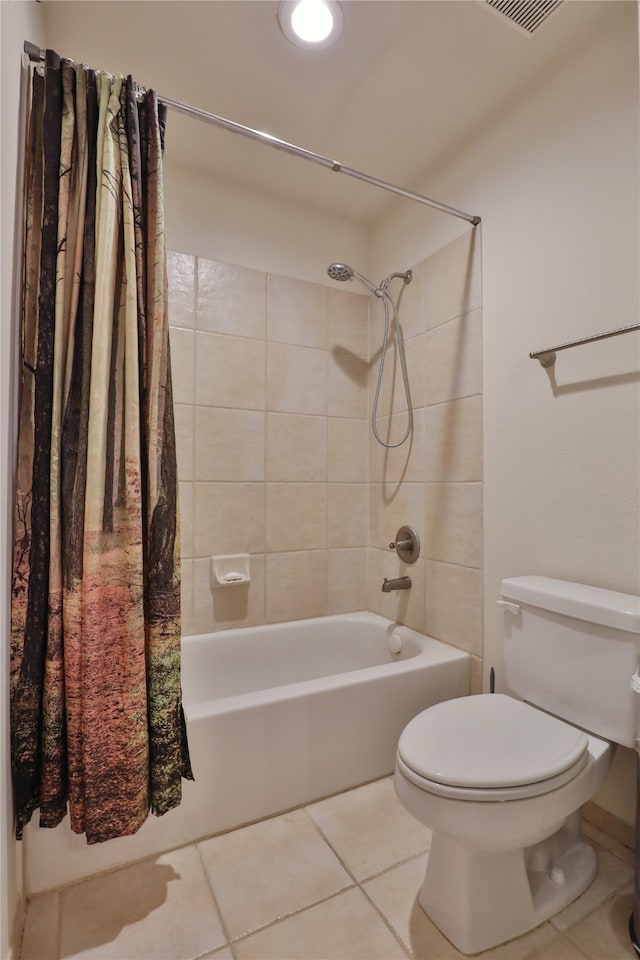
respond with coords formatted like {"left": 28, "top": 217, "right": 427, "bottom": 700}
{"left": 278, "top": 0, "right": 343, "bottom": 49}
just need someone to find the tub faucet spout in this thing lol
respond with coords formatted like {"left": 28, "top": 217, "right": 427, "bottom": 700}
{"left": 382, "top": 576, "right": 412, "bottom": 592}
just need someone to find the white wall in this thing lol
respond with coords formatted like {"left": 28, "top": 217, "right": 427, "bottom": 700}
{"left": 164, "top": 158, "right": 370, "bottom": 286}
{"left": 372, "top": 2, "right": 639, "bottom": 825}
{"left": 1, "top": 3, "right": 46, "bottom": 954}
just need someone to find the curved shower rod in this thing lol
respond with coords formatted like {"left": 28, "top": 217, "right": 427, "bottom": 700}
{"left": 24, "top": 41, "right": 481, "bottom": 227}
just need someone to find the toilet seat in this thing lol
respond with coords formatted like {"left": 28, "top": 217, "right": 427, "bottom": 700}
{"left": 397, "top": 694, "right": 590, "bottom": 802}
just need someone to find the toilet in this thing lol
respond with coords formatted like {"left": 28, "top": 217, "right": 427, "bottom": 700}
{"left": 394, "top": 576, "right": 640, "bottom": 955}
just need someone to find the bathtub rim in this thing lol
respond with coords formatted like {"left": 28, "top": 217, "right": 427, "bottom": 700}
{"left": 182, "top": 611, "right": 469, "bottom": 721}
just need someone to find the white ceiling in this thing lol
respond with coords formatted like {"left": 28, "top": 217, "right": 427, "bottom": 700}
{"left": 42, "top": 0, "right": 617, "bottom": 226}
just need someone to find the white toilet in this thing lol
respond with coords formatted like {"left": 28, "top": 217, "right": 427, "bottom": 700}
{"left": 394, "top": 576, "right": 640, "bottom": 955}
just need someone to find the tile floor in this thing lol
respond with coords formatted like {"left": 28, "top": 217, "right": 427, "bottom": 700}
{"left": 20, "top": 777, "right": 638, "bottom": 960}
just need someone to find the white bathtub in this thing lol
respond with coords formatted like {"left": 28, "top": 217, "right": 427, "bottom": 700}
{"left": 24, "top": 612, "right": 469, "bottom": 893}
{"left": 180, "top": 612, "right": 469, "bottom": 840}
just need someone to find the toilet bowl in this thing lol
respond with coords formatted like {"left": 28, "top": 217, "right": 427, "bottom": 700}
{"left": 394, "top": 694, "right": 612, "bottom": 954}
{"left": 394, "top": 577, "right": 640, "bottom": 955}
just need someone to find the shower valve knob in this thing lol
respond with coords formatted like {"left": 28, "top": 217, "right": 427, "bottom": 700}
{"left": 388, "top": 526, "right": 420, "bottom": 564}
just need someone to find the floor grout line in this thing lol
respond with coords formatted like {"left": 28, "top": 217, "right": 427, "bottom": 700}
{"left": 194, "top": 842, "right": 235, "bottom": 958}
{"left": 20, "top": 783, "right": 636, "bottom": 960}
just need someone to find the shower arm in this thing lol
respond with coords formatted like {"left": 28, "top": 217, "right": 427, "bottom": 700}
{"left": 24, "top": 42, "right": 482, "bottom": 228}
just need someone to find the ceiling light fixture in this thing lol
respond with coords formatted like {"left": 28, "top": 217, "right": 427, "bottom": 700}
{"left": 278, "top": 0, "right": 343, "bottom": 49}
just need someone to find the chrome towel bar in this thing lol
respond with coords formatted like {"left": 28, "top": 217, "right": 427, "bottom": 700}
{"left": 530, "top": 321, "right": 640, "bottom": 367}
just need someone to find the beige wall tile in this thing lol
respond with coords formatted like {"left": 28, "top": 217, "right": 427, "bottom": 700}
{"left": 425, "top": 395, "right": 483, "bottom": 482}
{"left": 372, "top": 408, "right": 425, "bottom": 485}
{"left": 328, "top": 418, "right": 369, "bottom": 483}
{"left": 194, "top": 408, "right": 265, "bottom": 482}
{"left": 179, "top": 481, "right": 194, "bottom": 559}
{"left": 197, "top": 258, "right": 267, "bottom": 339}
{"left": 266, "top": 483, "right": 327, "bottom": 552}
{"left": 213, "top": 556, "right": 265, "bottom": 632}
{"left": 267, "top": 413, "right": 327, "bottom": 482}
{"left": 193, "top": 555, "right": 266, "bottom": 633}
{"left": 470, "top": 654, "right": 484, "bottom": 695}
{"left": 379, "top": 553, "right": 425, "bottom": 632}
{"left": 174, "top": 403, "right": 194, "bottom": 482}
{"left": 424, "top": 482, "right": 482, "bottom": 568}
{"left": 167, "top": 251, "right": 195, "bottom": 329}
{"left": 371, "top": 333, "right": 425, "bottom": 417}
{"left": 169, "top": 326, "right": 194, "bottom": 404}
{"left": 424, "top": 560, "right": 483, "bottom": 655}
{"left": 329, "top": 287, "right": 369, "bottom": 358}
{"left": 328, "top": 484, "right": 368, "bottom": 548}
{"left": 194, "top": 482, "right": 265, "bottom": 556}
{"left": 267, "top": 343, "right": 328, "bottom": 416}
{"left": 393, "top": 261, "right": 425, "bottom": 340}
{"left": 195, "top": 332, "right": 265, "bottom": 409}
{"left": 369, "top": 484, "right": 381, "bottom": 550}
{"left": 266, "top": 551, "right": 328, "bottom": 622}
{"left": 424, "top": 227, "right": 482, "bottom": 329}
{"left": 367, "top": 547, "right": 385, "bottom": 616}
{"left": 368, "top": 547, "right": 424, "bottom": 624}
{"left": 328, "top": 548, "right": 368, "bottom": 614}
{"left": 377, "top": 480, "right": 425, "bottom": 554}
{"left": 425, "top": 309, "right": 482, "bottom": 405}
{"left": 268, "top": 274, "right": 329, "bottom": 349}
{"left": 329, "top": 349, "right": 368, "bottom": 418}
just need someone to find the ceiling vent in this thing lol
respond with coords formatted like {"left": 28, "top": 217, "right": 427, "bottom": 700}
{"left": 482, "top": 0, "right": 564, "bottom": 35}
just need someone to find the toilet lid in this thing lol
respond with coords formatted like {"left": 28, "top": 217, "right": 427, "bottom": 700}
{"left": 398, "top": 694, "right": 589, "bottom": 789}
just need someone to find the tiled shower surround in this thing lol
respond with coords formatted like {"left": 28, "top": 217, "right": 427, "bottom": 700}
{"left": 169, "top": 228, "right": 482, "bottom": 685}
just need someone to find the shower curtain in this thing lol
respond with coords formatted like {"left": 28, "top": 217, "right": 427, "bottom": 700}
{"left": 10, "top": 50, "right": 192, "bottom": 844}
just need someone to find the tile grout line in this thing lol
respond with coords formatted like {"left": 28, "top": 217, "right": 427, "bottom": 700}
{"left": 300, "top": 802, "right": 417, "bottom": 959}
{"left": 194, "top": 842, "right": 235, "bottom": 958}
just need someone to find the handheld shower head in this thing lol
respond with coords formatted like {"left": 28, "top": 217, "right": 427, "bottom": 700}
{"left": 327, "top": 263, "right": 379, "bottom": 296}
{"left": 327, "top": 263, "right": 354, "bottom": 282}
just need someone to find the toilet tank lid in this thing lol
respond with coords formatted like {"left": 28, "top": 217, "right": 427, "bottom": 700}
{"left": 501, "top": 577, "right": 640, "bottom": 634}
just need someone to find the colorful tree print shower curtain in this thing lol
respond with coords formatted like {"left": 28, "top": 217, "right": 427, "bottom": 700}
{"left": 11, "top": 51, "right": 192, "bottom": 844}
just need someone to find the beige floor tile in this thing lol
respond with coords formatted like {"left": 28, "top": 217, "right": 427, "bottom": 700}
{"left": 21, "top": 891, "right": 60, "bottom": 960}
{"left": 234, "top": 888, "right": 408, "bottom": 960}
{"left": 306, "top": 777, "right": 430, "bottom": 881}
{"left": 197, "top": 808, "right": 352, "bottom": 941}
{"left": 200, "top": 949, "right": 234, "bottom": 960}
{"left": 521, "top": 932, "right": 588, "bottom": 959}
{"left": 59, "top": 846, "right": 225, "bottom": 959}
{"left": 363, "top": 855, "right": 571, "bottom": 960}
{"left": 363, "top": 854, "right": 431, "bottom": 956}
{"left": 583, "top": 821, "right": 635, "bottom": 868}
{"left": 480, "top": 923, "right": 563, "bottom": 960}
{"left": 550, "top": 845, "right": 633, "bottom": 933}
{"left": 562, "top": 886, "right": 636, "bottom": 959}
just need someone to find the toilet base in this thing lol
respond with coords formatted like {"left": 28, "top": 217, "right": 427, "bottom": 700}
{"left": 419, "top": 812, "right": 597, "bottom": 955}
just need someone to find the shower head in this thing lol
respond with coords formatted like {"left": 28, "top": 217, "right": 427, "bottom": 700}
{"left": 327, "top": 263, "right": 354, "bottom": 282}
{"left": 327, "top": 263, "right": 379, "bottom": 296}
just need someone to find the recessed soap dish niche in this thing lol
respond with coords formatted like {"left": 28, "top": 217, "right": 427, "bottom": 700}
{"left": 211, "top": 554, "right": 251, "bottom": 589}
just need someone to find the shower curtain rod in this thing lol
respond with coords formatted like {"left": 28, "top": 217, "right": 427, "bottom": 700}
{"left": 24, "top": 41, "right": 481, "bottom": 227}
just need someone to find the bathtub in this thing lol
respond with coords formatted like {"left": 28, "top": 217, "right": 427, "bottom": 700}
{"left": 179, "top": 611, "right": 469, "bottom": 841}
{"left": 24, "top": 612, "right": 469, "bottom": 894}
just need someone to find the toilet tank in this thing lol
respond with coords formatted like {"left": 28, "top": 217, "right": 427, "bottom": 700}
{"left": 501, "top": 576, "right": 640, "bottom": 748}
